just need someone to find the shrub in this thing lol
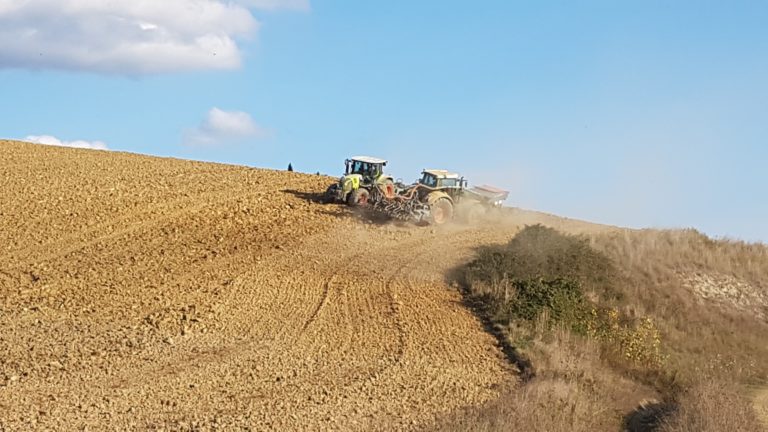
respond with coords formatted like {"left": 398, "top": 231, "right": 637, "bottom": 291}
{"left": 448, "top": 225, "right": 767, "bottom": 432}
{"left": 466, "top": 224, "right": 619, "bottom": 301}
{"left": 499, "top": 278, "right": 590, "bottom": 333}
{"left": 464, "top": 225, "right": 666, "bottom": 370}
{"left": 586, "top": 309, "right": 666, "bottom": 369}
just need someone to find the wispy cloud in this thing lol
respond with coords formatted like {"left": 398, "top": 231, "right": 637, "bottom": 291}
{"left": 23, "top": 134, "right": 108, "bottom": 150}
{"left": 238, "top": 0, "right": 310, "bottom": 11}
{"left": 0, "top": 0, "right": 309, "bottom": 75}
{"left": 184, "top": 107, "right": 267, "bottom": 146}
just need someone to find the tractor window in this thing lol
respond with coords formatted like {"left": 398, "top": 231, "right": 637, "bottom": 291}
{"left": 349, "top": 161, "right": 381, "bottom": 177}
{"left": 420, "top": 173, "right": 437, "bottom": 187}
{"left": 350, "top": 160, "right": 366, "bottom": 175}
{"left": 440, "top": 178, "right": 458, "bottom": 187}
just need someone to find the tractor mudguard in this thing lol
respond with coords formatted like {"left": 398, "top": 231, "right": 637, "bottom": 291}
{"left": 426, "top": 191, "right": 452, "bottom": 206}
{"left": 376, "top": 175, "right": 396, "bottom": 198}
{"left": 342, "top": 174, "right": 363, "bottom": 196}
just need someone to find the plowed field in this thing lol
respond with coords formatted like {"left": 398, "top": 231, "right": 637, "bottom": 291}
{"left": 0, "top": 140, "right": 607, "bottom": 431}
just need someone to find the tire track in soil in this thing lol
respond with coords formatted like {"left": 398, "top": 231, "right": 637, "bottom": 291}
{"left": 298, "top": 275, "right": 335, "bottom": 336}
{"left": 0, "top": 163, "right": 248, "bottom": 247}
{"left": 2, "top": 221, "right": 513, "bottom": 431}
{"left": 1, "top": 188, "right": 249, "bottom": 268}
{"left": 301, "top": 244, "right": 412, "bottom": 387}
{"left": 0, "top": 141, "right": 521, "bottom": 431}
{"left": 277, "top": 233, "right": 422, "bottom": 429}
{"left": 106, "top": 277, "right": 308, "bottom": 406}
{"left": 166, "top": 227, "right": 475, "bottom": 430}
{"left": 57, "top": 254, "right": 336, "bottom": 428}
{"left": 385, "top": 271, "right": 408, "bottom": 366}
{"left": 366, "top": 227, "right": 516, "bottom": 428}
{"left": 308, "top": 241, "right": 438, "bottom": 430}
{"left": 283, "top": 226, "right": 516, "bottom": 430}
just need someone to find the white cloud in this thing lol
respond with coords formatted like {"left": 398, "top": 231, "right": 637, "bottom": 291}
{"left": 24, "top": 135, "right": 108, "bottom": 150}
{"left": 0, "top": 0, "right": 308, "bottom": 75}
{"left": 239, "top": 0, "right": 310, "bottom": 11}
{"left": 184, "top": 107, "right": 266, "bottom": 146}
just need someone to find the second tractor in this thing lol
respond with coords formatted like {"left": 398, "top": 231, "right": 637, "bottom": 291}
{"left": 325, "top": 156, "right": 509, "bottom": 225}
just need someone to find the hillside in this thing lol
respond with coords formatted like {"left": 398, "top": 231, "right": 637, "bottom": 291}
{"left": 1, "top": 139, "right": 765, "bottom": 431}
{"left": 0, "top": 140, "right": 608, "bottom": 430}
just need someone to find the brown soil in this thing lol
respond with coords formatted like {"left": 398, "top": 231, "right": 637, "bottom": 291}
{"left": 0, "top": 140, "right": 615, "bottom": 431}
{"left": 755, "top": 387, "right": 768, "bottom": 429}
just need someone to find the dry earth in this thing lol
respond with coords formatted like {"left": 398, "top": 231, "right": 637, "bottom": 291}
{"left": 0, "top": 140, "right": 613, "bottom": 431}
{"left": 756, "top": 387, "right": 768, "bottom": 429}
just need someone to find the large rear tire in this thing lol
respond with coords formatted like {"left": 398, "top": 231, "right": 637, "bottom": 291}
{"left": 348, "top": 188, "right": 370, "bottom": 207}
{"left": 430, "top": 197, "right": 454, "bottom": 225}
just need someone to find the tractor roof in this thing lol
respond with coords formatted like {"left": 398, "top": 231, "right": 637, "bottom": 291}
{"left": 423, "top": 169, "right": 461, "bottom": 179}
{"left": 350, "top": 156, "right": 388, "bottom": 165}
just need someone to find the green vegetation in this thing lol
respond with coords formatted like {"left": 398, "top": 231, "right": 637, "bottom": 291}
{"left": 466, "top": 223, "right": 617, "bottom": 297}
{"left": 437, "top": 225, "right": 767, "bottom": 432}
{"left": 464, "top": 225, "right": 665, "bottom": 370}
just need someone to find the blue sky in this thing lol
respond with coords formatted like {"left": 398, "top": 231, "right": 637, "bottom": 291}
{"left": 1, "top": 1, "right": 766, "bottom": 242}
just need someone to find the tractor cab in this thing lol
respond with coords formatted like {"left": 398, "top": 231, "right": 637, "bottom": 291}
{"left": 325, "top": 155, "right": 394, "bottom": 206}
{"left": 346, "top": 156, "right": 388, "bottom": 181}
{"left": 419, "top": 170, "right": 466, "bottom": 190}
{"left": 417, "top": 169, "right": 467, "bottom": 203}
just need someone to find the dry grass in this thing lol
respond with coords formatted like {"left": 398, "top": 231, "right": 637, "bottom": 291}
{"left": 754, "top": 386, "right": 768, "bottom": 427}
{"left": 434, "top": 326, "right": 658, "bottom": 432}
{"left": 590, "top": 229, "right": 768, "bottom": 384}
{"left": 659, "top": 380, "right": 764, "bottom": 432}
{"left": 436, "top": 380, "right": 606, "bottom": 432}
{"left": 438, "top": 226, "right": 768, "bottom": 431}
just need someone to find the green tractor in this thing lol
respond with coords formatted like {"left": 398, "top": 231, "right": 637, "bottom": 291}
{"left": 324, "top": 156, "right": 396, "bottom": 206}
{"left": 414, "top": 170, "right": 461, "bottom": 224}
{"left": 414, "top": 169, "right": 509, "bottom": 224}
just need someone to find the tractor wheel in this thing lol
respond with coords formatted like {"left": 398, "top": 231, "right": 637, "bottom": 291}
{"left": 430, "top": 197, "right": 454, "bottom": 225}
{"left": 348, "top": 188, "right": 370, "bottom": 207}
